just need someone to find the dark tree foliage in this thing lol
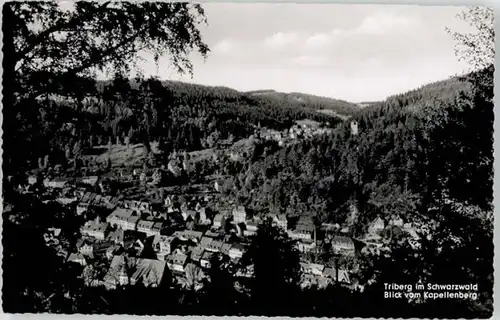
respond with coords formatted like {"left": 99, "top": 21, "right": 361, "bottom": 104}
{"left": 240, "top": 218, "right": 302, "bottom": 315}
{"left": 3, "top": 193, "right": 86, "bottom": 313}
{"left": 3, "top": 1, "right": 209, "bottom": 175}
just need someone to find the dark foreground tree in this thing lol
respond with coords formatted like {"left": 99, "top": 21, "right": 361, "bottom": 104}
{"left": 2, "top": 1, "right": 209, "bottom": 313}
{"left": 447, "top": 6, "right": 494, "bottom": 72}
{"left": 241, "top": 218, "right": 302, "bottom": 315}
{"left": 3, "top": 1, "right": 209, "bottom": 174}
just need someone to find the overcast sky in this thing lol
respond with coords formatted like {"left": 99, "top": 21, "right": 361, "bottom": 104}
{"left": 137, "top": 4, "right": 471, "bottom": 102}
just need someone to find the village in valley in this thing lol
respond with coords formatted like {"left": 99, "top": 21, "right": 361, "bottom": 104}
{"left": 15, "top": 118, "right": 424, "bottom": 294}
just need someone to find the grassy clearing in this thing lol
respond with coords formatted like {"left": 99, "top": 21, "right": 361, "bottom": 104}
{"left": 316, "top": 109, "right": 351, "bottom": 120}
{"left": 90, "top": 142, "right": 160, "bottom": 167}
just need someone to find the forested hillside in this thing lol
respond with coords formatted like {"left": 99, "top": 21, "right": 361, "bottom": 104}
{"left": 231, "top": 70, "right": 488, "bottom": 219}
{"left": 5, "top": 76, "right": 360, "bottom": 176}
{"left": 247, "top": 89, "right": 359, "bottom": 116}
{"left": 9, "top": 70, "right": 471, "bottom": 179}
{"left": 369, "top": 75, "right": 472, "bottom": 112}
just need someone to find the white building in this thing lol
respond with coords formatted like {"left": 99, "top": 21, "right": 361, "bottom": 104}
{"left": 137, "top": 220, "right": 161, "bottom": 236}
{"left": 106, "top": 208, "right": 138, "bottom": 231}
{"left": 272, "top": 214, "right": 288, "bottom": 230}
{"left": 166, "top": 253, "right": 188, "bottom": 273}
{"left": 153, "top": 235, "right": 174, "bottom": 261}
{"left": 289, "top": 223, "right": 314, "bottom": 241}
{"left": 232, "top": 206, "right": 246, "bottom": 224}
{"left": 229, "top": 244, "right": 245, "bottom": 260}
{"left": 368, "top": 217, "right": 385, "bottom": 235}
{"left": 28, "top": 176, "right": 38, "bottom": 185}
{"left": 350, "top": 121, "right": 359, "bottom": 136}
{"left": 213, "top": 214, "right": 224, "bottom": 228}
{"left": 200, "top": 251, "right": 213, "bottom": 269}
{"left": 81, "top": 219, "right": 109, "bottom": 240}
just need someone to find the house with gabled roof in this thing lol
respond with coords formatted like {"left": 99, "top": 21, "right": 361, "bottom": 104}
{"left": 81, "top": 219, "right": 109, "bottom": 241}
{"left": 331, "top": 236, "right": 355, "bottom": 256}
{"left": 78, "top": 239, "right": 94, "bottom": 258}
{"left": 289, "top": 223, "right": 314, "bottom": 241}
{"left": 213, "top": 214, "right": 224, "bottom": 228}
{"left": 389, "top": 215, "right": 404, "bottom": 227}
{"left": 229, "top": 243, "right": 245, "bottom": 260}
{"left": 300, "top": 273, "right": 320, "bottom": 289}
{"left": 205, "top": 229, "right": 222, "bottom": 239}
{"left": 200, "top": 250, "right": 214, "bottom": 269}
{"left": 337, "top": 269, "right": 351, "bottom": 284}
{"left": 173, "top": 230, "right": 203, "bottom": 243}
{"left": 43, "top": 177, "right": 72, "bottom": 189}
{"left": 153, "top": 234, "right": 174, "bottom": 253}
{"left": 190, "top": 245, "right": 205, "bottom": 262}
{"left": 296, "top": 239, "right": 316, "bottom": 253}
{"left": 107, "top": 228, "right": 125, "bottom": 245}
{"left": 166, "top": 253, "right": 188, "bottom": 274}
{"left": 322, "top": 266, "right": 351, "bottom": 285}
{"left": 82, "top": 175, "right": 100, "bottom": 186}
{"left": 136, "top": 219, "right": 155, "bottom": 235}
{"left": 200, "top": 236, "right": 213, "bottom": 248}
{"left": 206, "top": 240, "right": 223, "bottom": 253}
{"left": 67, "top": 252, "right": 87, "bottom": 266}
{"left": 105, "top": 255, "right": 167, "bottom": 289}
{"left": 107, "top": 208, "right": 138, "bottom": 231}
{"left": 220, "top": 243, "right": 232, "bottom": 256}
{"left": 368, "top": 216, "right": 385, "bottom": 235}
{"left": 28, "top": 175, "right": 39, "bottom": 185}
{"left": 76, "top": 202, "right": 90, "bottom": 215}
{"left": 244, "top": 219, "right": 260, "bottom": 236}
{"left": 93, "top": 241, "right": 114, "bottom": 259}
{"left": 131, "top": 258, "right": 167, "bottom": 287}
{"left": 272, "top": 214, "right": 288, "bottom": 230}
{"left": 232, "top": 206, "right": 246, "bottom": 224}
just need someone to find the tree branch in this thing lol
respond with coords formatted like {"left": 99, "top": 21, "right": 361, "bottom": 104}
{"left": 14, "top": 2, "right": 111, "bottom": 64}
{"left": 64, "top": 27, "right": 149, "bottom": 76}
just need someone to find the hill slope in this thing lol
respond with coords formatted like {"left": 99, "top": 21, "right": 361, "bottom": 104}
{"left": 97, "top": 81, "right": 360, "bottom": 120}
{"left": 247, "top": 89, "right": 359, "bottom": 117}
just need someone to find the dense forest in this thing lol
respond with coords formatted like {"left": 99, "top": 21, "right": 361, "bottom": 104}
{"left": 247, "top": 89, "right": 358, "bottom": 115}
{"left": 229, "top": 71, "right": 489, "bottom": 219}
{"left": 4, "top": 74, "right": 360, "bottom": 177}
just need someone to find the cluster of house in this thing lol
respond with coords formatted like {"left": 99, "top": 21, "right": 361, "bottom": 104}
{"left": 297, "top": 232, "right": 354, "bottom": 289}
{"left": 27, "top": 174, "right": 100, "bottom": 190}
{"left": 67, "top": 212, "right": 252, "bottom": 289}
{"left": 33, "top": 170, "right": 422, "bottom": 293}
{"left": 43, "top": 227, "right": 70, "bottom": 259}
{"left": 64, "top": 189, "right": 365, "bottom": 290}
{"left": 357, "top": 214, "right": 421, "bottom": 255}
{"left": 211, "top": 207, "right": 320, "bottom": 255}
{"left": 252, "top": 120, "right": 334, "bottom": 147}
{"left": 158, "top": 230, "right": 248, "bottom": 275}
{"left": 288, "top": 120, "right": 334, "bottom": 140}
{"left": 299, "top": 262, "right": 351, "bottom": 289}
{"left": 76, "top": 190, "right": 121, "bottom": 215}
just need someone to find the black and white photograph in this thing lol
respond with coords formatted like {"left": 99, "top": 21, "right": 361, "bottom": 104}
{"left": 1, "top": 2, "right": 495, "bottom": 318}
